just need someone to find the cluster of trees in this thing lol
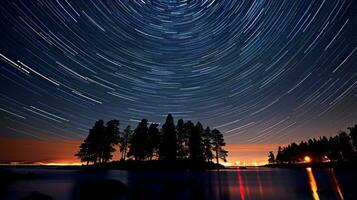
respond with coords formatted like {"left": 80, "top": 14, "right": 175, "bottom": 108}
{"left": 268, "top": 124, "right": 357, "bottom": 164}
{"left": 76, "top": 114, "right": 228, "bottom": 165}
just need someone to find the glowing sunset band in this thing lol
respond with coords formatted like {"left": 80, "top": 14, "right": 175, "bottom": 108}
{"left": 0, "top": 136, "right": 280, "bottom": 165}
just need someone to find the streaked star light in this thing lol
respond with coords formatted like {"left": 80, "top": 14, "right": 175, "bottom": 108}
{"left": 0, "top": 0, "right": 356, "bottom": 144}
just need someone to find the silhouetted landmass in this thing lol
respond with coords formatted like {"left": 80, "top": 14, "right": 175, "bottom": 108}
{"left": 75, "top": 120, "right": 120, "bottom": 164}
{"left": 59, "top": 160, "right": 225, "bottom": 171}
{"left": 0, "top": 167, "right": 38, "bottom": 190}
{"left": 19, "top": 191, "right": 53, "bottom": 200}
{"left": 0, "top": 168, "right": 37, "bottom": 181}
{"left": 265, "top": 161, "right": 357, "bottom": 169}
{"left": 0, "top": 168, "right": 39, "bottom": 200}
{"left": 267, "top": 124, "right": 357, "bottom": 168}
{"left": 75, "top": 114, "right": 228, "bottom": 169}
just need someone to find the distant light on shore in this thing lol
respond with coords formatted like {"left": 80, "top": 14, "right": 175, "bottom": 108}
{"left": 304, "top": 156, "right": 312, "bottom": 163}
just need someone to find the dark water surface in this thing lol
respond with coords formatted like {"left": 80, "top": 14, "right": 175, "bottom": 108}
{"left": 1, "top": 167, "right": 356, "bottom": 200}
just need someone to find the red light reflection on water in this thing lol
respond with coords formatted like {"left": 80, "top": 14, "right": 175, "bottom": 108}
{"left": 237, "top": 169, "right": 246, "bottom": 200}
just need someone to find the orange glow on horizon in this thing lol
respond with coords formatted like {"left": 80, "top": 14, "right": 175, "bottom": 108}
{"left": 0, "top": 136, "right": 82, "bottom": 165}
{"left": 0, "top": 162, "right": 82, "bottom": 166}
{"left": 0, "top": 136, "right": 281, "bottom": 165}
{"left": 39, "top": 162, "right": 82, "bottom": 166}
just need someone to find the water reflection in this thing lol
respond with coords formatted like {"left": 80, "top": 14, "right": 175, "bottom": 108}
{"left": 236, "top": 169, "right": 246, "bottom": 200}
{"left": 255, "top": 169, "right": 264, "bottom": 199}
{"left": 306, "top": 167, "right": 320, "bottom": 200}
{"left": 328, "top": 169, "right": 344, "bottom": 200}
{"left": 125, "top": 170, "right": 232, "bottom": 200}
{"left": 2, "top": 167, "right": 357, "bottom": 200}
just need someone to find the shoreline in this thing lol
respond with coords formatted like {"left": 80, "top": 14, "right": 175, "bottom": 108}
{"left": 264, "top": 160, "right": 357, "bottom": 169}
{"left": 2, "top": 161, "right": 357, "bottom": 170}
{"left": 1, "top": 160, "right": 226, "bottom": 171}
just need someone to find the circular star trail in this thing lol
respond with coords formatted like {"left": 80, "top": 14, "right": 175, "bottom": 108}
{"left": 0, "top": 0, "right": 356, "bottom": 144}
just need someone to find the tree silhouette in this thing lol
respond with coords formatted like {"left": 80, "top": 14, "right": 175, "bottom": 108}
{"left": 211, "top": 129, "right": 228, "bottom": 164}
{"left": 102, "top": 120, "right": 120, "bottom": 163}
{"left": 276, "top": 146, "right": 283, "bottom": 164}
{"left": 338, "top": 131, "right": 354, "bottom": 161}
{"left": 159, "top": 114, "right": 177, "bottom": 161}
{"left": 127, "top": 119, "right": 149, "bottom": 160}
{"left": 176, "top": 118, "right": 189, "bottom": 159}
{"left": 268, "top": 151, "right": 275, "bottom": 164}
{"left": 273, "top": 124, "right": 357, "bottom": 164}
{"left": 348, "top": 125, "right": 357, "bottom": 153}
{"left": 75, "top": 134, "right": 95, "bottom": 165}
{"left": 203, "top": 126, "right": 214, "bottom": 162}
{"left": 329, "top": 135, "right": 342, "bottom": 161}
{"left": 92, "top": 120, "right": 106, "bottom": 163}
{"left": 148, "top": 123, "right": 160, "bottom": 160}
{"left": 189, "top": 122, "right": 204, "bottom": 162}
{"left": 76, "top": 114, "right": 230, "bottom": 168}
{"left": 119, "top": 125, "right": 132, "bottom": 160}
{"left": 75, "top": 120, "right": 107, "bottom": 164}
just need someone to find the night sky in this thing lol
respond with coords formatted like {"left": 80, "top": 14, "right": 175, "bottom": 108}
{"left": 0, "top": 0, "right": 356, "bottom": 164}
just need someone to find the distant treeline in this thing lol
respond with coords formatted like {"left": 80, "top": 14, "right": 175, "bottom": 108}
{"left": 76, "top": 114, "right": 228, "bottom": 165}
{"left": 268, "top": 124, "right": 357, "bottom": 164}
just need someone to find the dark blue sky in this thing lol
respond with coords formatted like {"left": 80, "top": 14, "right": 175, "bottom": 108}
{"left": 0, "top": 0, "right": 356, "bottom": 145}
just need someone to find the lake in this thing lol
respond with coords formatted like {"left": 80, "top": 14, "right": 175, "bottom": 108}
{"left": 1, "top": 167, "right": 356, "bottom": 200}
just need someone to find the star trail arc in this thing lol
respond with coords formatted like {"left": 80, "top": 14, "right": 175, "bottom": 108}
{"left": 0, "top": 0, "right": 356, "bottom": 144}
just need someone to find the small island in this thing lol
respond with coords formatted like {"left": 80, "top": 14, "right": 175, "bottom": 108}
{"left": 266, "top": 124, "right": 357, "bottom": 169}
{"left": 74, "top": 114, "right": 228, "bottom": 170}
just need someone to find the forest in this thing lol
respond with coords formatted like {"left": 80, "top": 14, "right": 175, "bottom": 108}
{"left": 75, "top": 114, "right": 228, "bottom": 167}
{"left": 268, "top": 124, "right": 357, "bottom": 164}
